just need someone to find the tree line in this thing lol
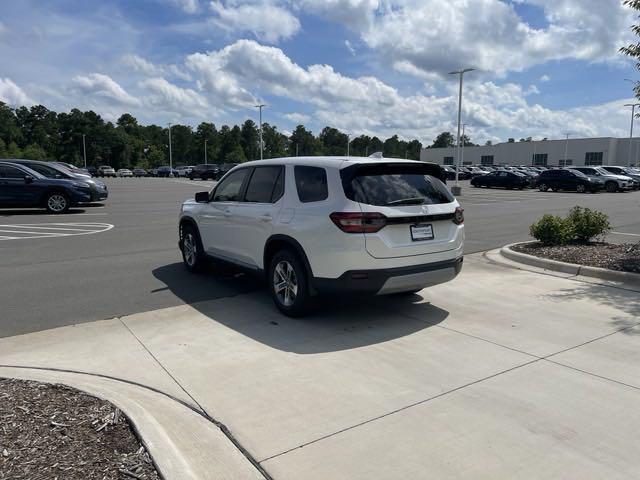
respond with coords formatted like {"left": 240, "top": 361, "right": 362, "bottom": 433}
{"left": 0, "top": 102, "right": 427, "bottom": 169}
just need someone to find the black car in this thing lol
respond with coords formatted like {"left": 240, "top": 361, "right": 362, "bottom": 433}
{"left": 0, "top": 162, "right": 94, "bottom": 213}
{"left": 471, "top": 171, "right": 530, "bottom": 189}
{"left": 132, "top": 168, "right": 147, "bottom": 177}
{"left": 537, "top": 169, "right": 603, "bottom": 193}
{"left": 189, "top": 164, "right": 220, "bottom": 180}
{"left": 7, "top": 159, "right": 108, "bottom": 202}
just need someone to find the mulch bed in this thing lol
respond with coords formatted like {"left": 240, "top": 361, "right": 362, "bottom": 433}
{"left": 0, "top": 378, "right": 160, "bottom": 480}
{"left": 512, "top": 242, "right": 640, "bottom": 274}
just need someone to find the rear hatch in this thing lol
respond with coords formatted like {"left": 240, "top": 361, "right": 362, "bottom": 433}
{"left": 340, "top": 162, "right": 460, "bottom": 259}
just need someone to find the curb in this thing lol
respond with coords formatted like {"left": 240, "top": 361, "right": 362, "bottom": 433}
{"left": 500, "top": 242, "right": 640, "bottom": 286}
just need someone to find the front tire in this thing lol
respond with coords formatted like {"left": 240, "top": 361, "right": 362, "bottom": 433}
{"left": 268, "top": 250, "right": 312, "bottom": 317}
{"left": 576, "top": 184, "right": 587, "bottom": 193}
{"left": 538, "top": 183, "right": 548, "bottom": 192}
{"left": 605, "top": 181, "right": 617, "bottom": 193}
{"left": 45, "top": 192, "right": 70, "bottom": 214}
{"left": 181, "top": 224, "right": 207, "bottom": 273}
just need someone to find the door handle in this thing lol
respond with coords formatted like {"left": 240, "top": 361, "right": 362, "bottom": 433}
{"left": 260, "top": 214, "right": 273, "bottom": 222}
{"left": 223, "top": 209, "right": 232, "bottom": 217}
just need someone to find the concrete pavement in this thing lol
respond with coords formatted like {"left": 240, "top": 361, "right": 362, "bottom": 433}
{"left": 1, "top": 252, "right": 639, "bottom": 479}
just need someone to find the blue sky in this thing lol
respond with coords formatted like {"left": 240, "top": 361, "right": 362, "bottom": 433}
{"left": 0, "top": 0, "right": 637, "bottom": 145}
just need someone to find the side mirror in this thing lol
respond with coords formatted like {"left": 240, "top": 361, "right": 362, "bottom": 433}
{"left": 24, "top": 175, "right": 33, "bottom": 184}
{"left": 195, "top": 191, "right": 209, "bottom": 203}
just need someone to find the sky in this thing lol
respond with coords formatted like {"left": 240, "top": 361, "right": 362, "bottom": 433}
{"left": 0, "top": 0, "right": 638, "bottom": 145}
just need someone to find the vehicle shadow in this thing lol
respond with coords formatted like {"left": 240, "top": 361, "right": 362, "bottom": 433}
{"left": 543, "top": 281, "right": 640, "bottom": 336}
{"left": 0, "top": 208, "right": 87, "bottom": 216}
{"left": 152, "top": 262, "right": 448, "bottom": 354}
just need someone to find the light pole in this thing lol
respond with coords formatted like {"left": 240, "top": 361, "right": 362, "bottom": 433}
{"left": 167, "top": 123, "right": 173, "bottom": 177}
{"left": 347, "top": 134, "right": 351, "bottom": 157}
{"left": 563, "top": 132, "right": 570, "bottom": 166}
{"left": 255, "top": 104, "right": 266, "bottom": 160}
{"left": 449, "top": 68, "right": 475, "bottom": 195}
{"left": 82, "top": 134, "right": 87, "bottom": 168}
{"left": 625, "top": 104, "right": 640, "bottom": 167}
{"left": 204, "top": 139, "right": 208, "bottom": 164}
{"left": 461, "top": 123, "right": 467, "bottom": 167}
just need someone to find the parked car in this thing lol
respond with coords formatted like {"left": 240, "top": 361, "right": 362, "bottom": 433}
{"left": 0, "top": 161, "right": 95, "bottom": 213}
{"left": 6, "top": 159, "right": 108, "bottom": 202}
{"left": 600, "top": 166, "right": 640, "bottom": 189}
{"left": 218, "top": 163, "right": 239, "bottom": 177}
{"left": 189, "top": 164, "right": 220, "bottom": 181}
{"left": 537, "top": 169, "right": 603, "bottom": 193}
{"left": 96, "top": 165, "right": 117, "bottom": 177}
{"left": 178, "top": 157, "right": 464, "bottom": 316}
{"left": 117, "top": 168, "right": 134, "bottom": 177}
{"left": 132, "top": 168, "right": 147, "bottom": 177}
{"left": 86, "top": 166, "right": 98, "bottom": 177}
{"left": 471, "top": 171, "right": 530, "bottom": 189}
{"left": 157, "top": 166, "right": 178, "bottom": 177}
{"left": 571, "top": 167, "right": 634, "bottom": 192}
{"left": 450, "top": 166, "right": 471, "bottom": 180}
{"left": 175, "top": 165, "right": 194, "bottom": 177}
{"left": 147, "top": 168, "right": 158, "bottom": 177}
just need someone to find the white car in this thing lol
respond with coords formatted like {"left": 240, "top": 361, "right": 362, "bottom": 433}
{"left": 178, "top": 157, "right": 464, "bottom": 316}
{"left": 176, "top": 165, "right": 194, "bottom": 177}
{"left": 117, "top": 168, "right": 134, "bottom": 177}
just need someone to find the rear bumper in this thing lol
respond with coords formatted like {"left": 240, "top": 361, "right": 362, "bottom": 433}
{"left": 313, "top": 257, "right": 463, "bottom": 295}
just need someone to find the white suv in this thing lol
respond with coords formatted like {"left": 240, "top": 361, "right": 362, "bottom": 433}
{"left": 178, "top": 157, "right": 464, "bottom": 316}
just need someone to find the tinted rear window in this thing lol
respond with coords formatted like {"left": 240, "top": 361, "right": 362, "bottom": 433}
{"left": 295, "top": 166, "right": 328, "bottom": 202}
{"left": 345, "top": 166, "right": 454, "bottom": 206}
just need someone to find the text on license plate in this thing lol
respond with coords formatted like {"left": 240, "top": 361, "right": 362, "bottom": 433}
{"left": 410, "top": 224, "right": 434, "bottom": 241}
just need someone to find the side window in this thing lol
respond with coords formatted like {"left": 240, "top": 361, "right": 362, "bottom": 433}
{"left": 29, "top": 164, "right": 61, "bottom": 178}
{"left": 212, "top": 169, "right": 249, "bottom": 202}
{"left": 295, "top": 166, "right": 328, "bottom": 203}
{"left": 0, "top": 165, "right": 25, "bottom": 178}
{"left": 244, "top": 166, "right": 284, "bottom": 203}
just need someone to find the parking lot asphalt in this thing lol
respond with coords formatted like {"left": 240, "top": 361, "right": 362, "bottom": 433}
{"left": 1, "top": 178, "right": 639, "bottom": 337}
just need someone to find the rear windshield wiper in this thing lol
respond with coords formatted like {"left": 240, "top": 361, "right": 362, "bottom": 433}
{"left": 384, "top": 197, "right": 425, "bottom": 206}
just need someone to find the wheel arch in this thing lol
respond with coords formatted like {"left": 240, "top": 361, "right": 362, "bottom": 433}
{"left": 178, "top": 215, "right": 200, "bottom": 248}
{"left": 264, "top": 235, "right": 315, "bottom": 293}
{"left": 40, "top": 187, "right": 71, "bottom": 207}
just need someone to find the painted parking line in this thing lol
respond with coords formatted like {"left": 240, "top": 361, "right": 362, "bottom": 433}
{"left": 0, "top": 223, "right": 114, "bottom": 241}
{"left": 611, "top": 231, "right": 640, "bottom": 237}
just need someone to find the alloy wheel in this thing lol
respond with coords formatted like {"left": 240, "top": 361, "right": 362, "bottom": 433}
{"left": 183, "top": 233, "right": 196, "bottom": 266}
{"left": 47, "top": 194, "right": 67, "bottom": 213}
{"left": 273, "top": 260, "right": 298, "bottom": 307}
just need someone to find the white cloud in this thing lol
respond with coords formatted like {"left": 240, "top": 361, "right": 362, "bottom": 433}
{"left": 185, "top": 39, "right": 634, "bottom": 143}
{"left": 170, "top": 0, "right": 199, "bottom": 13}
{"left": 297, "top": 0, "right": 635, "bottom": 78}
{"left": 540, "top": 74, "right": 551, "bottom": 82}
{"left": 72, "top": 73, "right": 140, "bottom": 106}
{"left": 284, "top": 112, "right": 310, "bottom": 123}
{"left": 139, "top": 77, "right": 210, "bottom": 116}
{"left": 0, "top": 78, "right": 35, "bottom": 106}
{"left": 345, "top": 40, "right": 356, "bottom": 56}
{"left": 123, "top": 54, "right": 164, "bottom": 76}
{"left": 209, "top": 1, "right": 300, "bottom": 43}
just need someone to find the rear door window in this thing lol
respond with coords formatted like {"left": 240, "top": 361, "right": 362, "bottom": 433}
{"left": 0, "top": 165, "right": 25, "bottom": 178}
{"left": 344, "top": 165, "right": 454, "bottom": 206}
{"left": 295, "top": 166, "right": 328, "bottom": 202}
{"left": 244, "top": 166, "right": 284, "bottom": 203}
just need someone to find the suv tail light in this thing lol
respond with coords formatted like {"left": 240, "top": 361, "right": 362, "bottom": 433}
{"left": 453, "top": 207, "right": 464, "bottom": 225}
{"left": 330, "top": 212, "right": 387, "bottom": 233}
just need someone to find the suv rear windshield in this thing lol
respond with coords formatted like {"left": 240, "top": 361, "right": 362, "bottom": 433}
{"left": 343, "top": 164, "right": 454, "bottom": 206}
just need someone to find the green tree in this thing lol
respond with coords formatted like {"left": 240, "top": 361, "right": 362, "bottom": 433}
{"left": 21, "top": 144, "right": 47, "bottom": 160}
{"left": 621, "top": 0, "right": 640, "bottom": 99}
{"left": 289, "top": 125, "right": 321, "bottom": 156}
{"left": 262, "top": 123, "right": 288, "bottom": 158}
{"left": 224, "top": 144, "right": 247, "bottom": 163}
{"left": 240, "top": 119, "right": 260, "bottom": 161}
{"left": 430, "top": 132, "right": 455, "bottom": 148}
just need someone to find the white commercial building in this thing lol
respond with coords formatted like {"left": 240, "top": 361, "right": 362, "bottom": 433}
{"left": 420, "top": 137, "right": 640, "bottom": 168}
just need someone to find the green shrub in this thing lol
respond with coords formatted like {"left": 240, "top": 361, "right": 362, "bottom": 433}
{"left": 529, "top": 214, "right": 574, "bottom": 246}
{"left": 566, "top": 206, "right": 610, "bottom": 242}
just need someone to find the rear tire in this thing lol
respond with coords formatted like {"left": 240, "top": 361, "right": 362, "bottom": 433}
{"left": 181, "top": 224, "right": 207, "bottom": 273}
{"left": 576, "top": 184, "right": 587, "bottom": 193}
{"left": 45, "top": 191, "right": 70, "bottom": 214}
{"left": 268, "top": 249, "right": 312, "bottom": 317}
{"left": 538, "top": 183, "right": 548, "bottom": 192}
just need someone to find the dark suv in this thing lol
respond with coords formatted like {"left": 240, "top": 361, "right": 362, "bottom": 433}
{"left": 0, "top": 162, "right": 94, "bottom": 213}
{"left": 537, "top": 169, "right": 603, "bottom": 193}
{"left": 189, "top": 164, "right": 220, "bottom": 180}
